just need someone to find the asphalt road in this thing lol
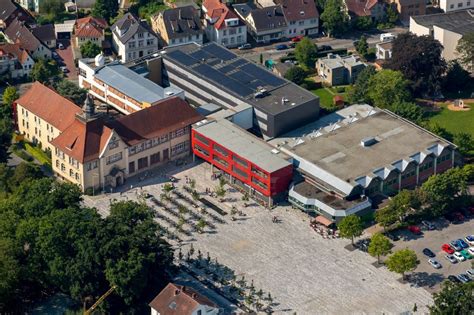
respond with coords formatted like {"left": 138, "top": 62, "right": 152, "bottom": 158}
{"left": 234, "top": 27, "right": 408, "bottom": 63}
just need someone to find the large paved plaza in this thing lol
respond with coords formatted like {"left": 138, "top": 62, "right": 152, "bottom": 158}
{"left": 83, "top": 160, "right": 433, "bottom": 314}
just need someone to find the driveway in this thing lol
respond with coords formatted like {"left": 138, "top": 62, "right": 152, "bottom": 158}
{"left": 55, "top": 39, "right": 77, "bottom": 80}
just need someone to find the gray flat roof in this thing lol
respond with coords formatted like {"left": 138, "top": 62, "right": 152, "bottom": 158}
{"left": 278, "top": 107, "right": 452, "bottom": 184}
{"left": 94, "top": 63, "right": 181, "bottom": 104}
{"left": 293, "top": 181, "right": 363, "bottom": 210}
{"left": 162, "top": 42, "right": 318, "bottom": 115}
{"left": 194, "top": 119, "right": 291, "bottom": 172}
{"left": 411, "top": 9, "right": 474, "bottom": 35}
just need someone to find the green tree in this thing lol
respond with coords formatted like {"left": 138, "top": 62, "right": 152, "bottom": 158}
{"left": 453, "top": 132, "right": 474, "bottom": 156}
{"left": 0, "top": 115, "right": 12, "bottom": 164}
{"left": 55, "top": 80, "right": 88, "bottom": 105}
{"left": 443, "top": 61, "right": 471, "bottom": 92}
{"left": 40, "top": 0, "right": 63, "bottom": 16}
{"left": 426, "top": 123, "right": 453, "bottom": 141}
{"left": 80, "top": 41, "right": 102, "bottom": 58}
{"left": 354, "top": 16, "right": 373, "bottom": 30}
{"left": 196, "top": 218, "right": 207, "bottom": 233}
{"left": 259, "top": 53, "right": 263, "bottom": 64}
{"left": 368, "top": 233, "right": 392, "bottom": 264}
{"left": 338, "top": 214, "right": 363, "bottom": 246}
{"left": 10, "top": 162, "right": 43, "bottom": 188}
{"left": 385, "top": 248, "right": 418, "bottom": 280}
{"left": 294, "top": 38, "right": 317, "bottom": 69}
{"left": 92, "top": 0, "right": 119, "bottom": 22}
{"left": 421, "top": 167, "right": 467, "bottom": 216}
{"left": 456, "top": 32, "right": 474, "bottom": 72}
{"left": 430, "top": 281, "right": 474, "bottom": 314}
{"left": 387, "top": 33, "right": 446, "bottom": 96}
{"left": 375, "top": 206, "right": 398, "bottom": 231}
{"left": 346, "top": 65, "right": 376, "bottom": 104}
{"left": 385, "top": 5, "right": 399, "bottom": 24}
{"left": 385, "top": 189, "right": 422, "bottom": 223}
{"left": 391, "top": 101, "right": 423, "bottom": 124}
{"left": 0, "top": 237, "right": 20, "bottom": 308}
{"left": 284, "top": 67, "right": 307, "bottom": 85}
{"left": 31, "top": 59, "right": 59, "bottom": 83}
{"left": 356, "top": 35, "right": 368, "bottom": 57}
{"left": 367, "top": 70, "right": 410, "bottom": 108}
{"left": 2, "top": 87, "right": 18, "bottom": 113}
{"left": 320, "top": 0, "right": 349, "bottom": 37}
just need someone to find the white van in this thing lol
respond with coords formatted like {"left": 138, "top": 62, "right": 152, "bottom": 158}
{"left": 380, "top": 33, "right": 396, "bottom": 42}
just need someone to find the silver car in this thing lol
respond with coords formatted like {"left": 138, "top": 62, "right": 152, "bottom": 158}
{"left": 445, "top": 254, "right": 457, "bottom": 264}
{"left": 467, "top": 269, "right": 474, "bottom": 278}
{"left": 428, "top": 259, "right": 442, "bottom": 269}
{"left": 457, "top": 274, "right": 471, "bottom": 283}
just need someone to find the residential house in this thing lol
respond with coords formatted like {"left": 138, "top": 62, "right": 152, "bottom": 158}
{"left": 202, "top": 0, "right": 247, "bottom": 48}
{"left": 390, "top": 0, "right": 426, "bottom": 22}
{"left": 149, "top": 283, "right": 219, "bottom": 315}
{"left": 344, "top": 0, "right": 386, "bottom": 22}
{"left": 1, "top": 0, "right": 34, "bottom": 28}
{"left": 78, "top": 56, "right": 184, "bottom": 115}
{"left": 275, "top": 0, "right": 319, "bottom": 37}
{"left": 30, "top": 24, "right": 56, "bottom": 49}
{"left": 3, "top": 18, "right": 52, "bottom": 59}
{"left": 376, "top": 41, "right": 393, "bottom": 59}
{"left": 15, "top": 82, "right": 202, "bottom": 192}
{"left": 0, "top": 43, "right": 34, "bottom": 78}
{"left": 151, "top": 6, "right": 204, "bottom": 47}
{"left": 111, "top": 12, "right": 159, "bottom": 62}
{"left": 316, "top": 53, "right": 366, "bottom": 86}
{"left": 410, "top": 9, "right": 474, "bottom": 61}
{"left": 438, "top": 0, "right": 473, "bottom": 12}
{"left": 75, "top": 16, "right": 107, "bottom": 48}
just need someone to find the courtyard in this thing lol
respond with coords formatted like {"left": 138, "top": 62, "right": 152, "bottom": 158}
{"left": 83, "top": 160, "right": 433, "bottom": 314}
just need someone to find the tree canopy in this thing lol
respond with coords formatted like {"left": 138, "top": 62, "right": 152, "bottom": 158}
{"left": 456, "top": 32, "right": 474, "bottom": 72}
{"left": 367, "top": 70, "right": 411, "bottom": 108}
{"left": 284, "top": 66, "right": 307, "bottom": 85}
{"left": 385, "top": 248, "right": 418, "bottom": 280}
{"left": 430, "top": 281, "right": 474, "bottom": 314}
{"left": 320, "top": 0, "right": 349, "bottom": 37}
{"left": 338, "top": 214, "right": 363, "bottom": 246}
{"left": 368, "top": 233, "right": 392, "bottom": 264}
{"left": 391, "top": 101, "right": 424, "bottom": 124}
{"left": 31, "top": 59, "right": 60, "bottom": 84}
{"left": 92, "top": 0, "right": 119, "bottom": 22}
{"left": 80, "top": 41, "right": 102, "bottom": 59}
{"left": 346, "top": 65, "right": 376, "bottom": 104}
{"left": 387, "top": 33, "right": 446, "bottom": 96}
{"left": 294, "top": 38, "right": 317, "bottom": 69}
{"left": 356, "top": 35, "right": 368, "bottom": 57}
{"left": 55, "top": 80, "right": 88, "bottom": 105}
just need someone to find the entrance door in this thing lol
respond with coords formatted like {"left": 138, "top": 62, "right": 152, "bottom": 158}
{"left": 116, "top": 176, "right": 123, "bottom": 186}
{"left": 163, "top": 149, "right": 169, "bottom": 161}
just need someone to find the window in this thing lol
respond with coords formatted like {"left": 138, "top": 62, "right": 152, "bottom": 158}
{"left": 106, "top": 152, "right": 123, "bottom": 165}
{"left": 252, "top": 176, "right": 268, "bottom": 190}
{"left": 61, "top": 163, "right": 66, "bottom": 172}
{"left": 150, "top": 152, "right": 160, "bottom": 164}
{"left": 128, "top": 41, "right": 136, "bottom": 48}
{"left": 56, "top": 160, "right": 59, "bottom": 167}
{"left": 213, "top": 155, "right": 228, "bottom": 167}
{"left": 298, "top": 20, "right": 304, "bottom": 25}
{"left": 232, "top": 155, "right": 248, "bottom": 168}
{"left": 252, "top": 165, "right": 268, "bottom": 179}
{"left": 171, "top": 141, "right": 189, "bottom": 156}
{"left": 232, "top": 165, "right": 248, "bottom": 179}
{"left": 137, "top": 157, "right": 148, "bottom": 170}
{"left": 75, "top": 173, "right": 80, "bottom": 180}
{"left": 138, "top": 33, "right": 144, "bottom": 38}
{"left": 194, "top": 133, "right": 209, "bottom": 145}
{"left": 86, "top": 160, "right": 98, "bottom": 171}
{"left": 108, "top": 136, "right": 119, "bottom": 150}
{"left": 129, "top": 161, "right": 135, "bottom": 173}
{"left": 450, "top": 4, "right": 454, "bottom": 8}
{"left": 458, "top": 2, "right": 463, "bottom": 7}
{"left": 213, "top": 144, "right": 228, "bottom": 157}
{"left": 138, "top": 40, "right": 144, "bottom": 47}
{"left": 194, "top": 144, "right": 209, "bottom": 157}
{"left": 70, "top": 169, "right": 74, "bottom": 177}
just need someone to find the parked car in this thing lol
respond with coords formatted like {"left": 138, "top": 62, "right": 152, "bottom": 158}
{"left": 468, "top": 247, "right": 474, "bottom": 256}
{"left": 442, "top": 244, "right": 455, "bottom": 254}
{"left": 408, "top": 225, "right": 422, "bottom": 234}
{"left": 450, "top": 240, "right": 463, "bottom": 251}
{"left": 466, "top": 269, "right": 474, "bottom": 278}
{"left": 289, "top": 42, "right": 296, "bottom": 48}
{"left": 291, "top": 35, "right": 304, "bottom": 42}
{"left": 238, "top": 43, "right": 252, "bottom": 50}
{"left": 457, "top": 238, "right": 469, "bottom": 249}
{"left": 421, "top": 220, "right": 435, "bottom": 230}
{"left": 457, "top": 274, "right": 471, "bottom": 283}
{"left": 385, "top": 232, "right": 400, "bottom": 241}
{"left": 445, "top": 254, "right": 457, "bottom": 264}
{"left": 423, "top": 248, "right": 436, "bottom": 258}
{"left": 60, "top": 66, "right": 69, "bottom": 74}
{"left": 465, "top": 235, "right": 474, "bottom": 246}
{"left": 460, "top": 249, "right": 472, "bottom": 260}
{"left": 275, "top": 44, "right": 288, "bottom": 50}
{"left": 454, "top": 252, "right": 466, "bottom": 262}
{"left": 57, "top": 42, "right": 64, "bottom": 50}
{"left": 453, "top": 212, "right": 465, "bottom": 221}
{"left": 444, "top": 212, "right": 462, "bottom": 223}
{"left": 356, "top": 238, "right": 371, "bottom": 252}
{"left": 320, "top": 45, "right": 333, "bottom": 51}
{"left": 448, "top": 275, "right": 461, "bottom": 283}
{"left": 428, "top": 259, "right": 442, "bottom": 269}
{"left": 52, "top": 51, "right": 60, "bottom": 60}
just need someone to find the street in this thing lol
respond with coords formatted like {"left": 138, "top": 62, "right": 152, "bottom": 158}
{"left": 233, "top": 27, "right": 408, "bottom": 63}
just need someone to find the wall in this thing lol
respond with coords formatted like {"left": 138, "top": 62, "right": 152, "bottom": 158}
{"left": 271, "top": 97, "right": 320, "bottom": 138}
{"left": 434, "top": 26, "right": 462, "bottom": 61}
{"left": 440, "top": 0, "right": 473, "bottom": 11}
{"left": 409, "top": 17, "right": 431, "bottom": 36}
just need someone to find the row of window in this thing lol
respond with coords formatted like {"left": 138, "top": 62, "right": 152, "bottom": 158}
{"left": 128, "top": 128, "right": 188, "bottom": 156}
{"left": 106, "top": 152, "right": 123, "bottom": 165}
{"left": 449, "top": 1, "right": 470, "bottom": 8}
{"left": 56, "top": 160, "right": 80, "bottom": 181}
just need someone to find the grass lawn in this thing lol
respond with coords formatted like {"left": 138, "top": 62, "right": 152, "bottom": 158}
{"left": 24, "top": 143, "right": 51, "bottom": 166}
{"left": 428, "top": 103, "right": 474, "bottom": 137}
{"left": 311, "top": 86, "right": 348, "bottom": 112}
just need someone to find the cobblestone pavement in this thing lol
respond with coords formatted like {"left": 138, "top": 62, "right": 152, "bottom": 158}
{"left": 83, "top": 160, "right": 433, "bottom": 314}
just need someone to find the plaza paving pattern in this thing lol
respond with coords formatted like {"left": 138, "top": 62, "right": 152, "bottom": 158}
{"left": 83, "top": 161, "right": 433, "bottom": 314}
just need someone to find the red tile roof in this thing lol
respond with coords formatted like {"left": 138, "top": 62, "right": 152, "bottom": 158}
{"left": 345, "top": 0, "right": 380, "bottom": 17}
{"left": 149, "top": 283, "right": 217, "bottom": 315}
{"left": 203, "top": 0, "right": 240, "bottom": 30}
{"left": 0, "top": 43, "right": 31, "bottom": 63}
{"left": 277, "top": 0, "right": 320, "bottom": 21}
{"left": 15, "top": 82, "right": 81, "bottom": 131}
{"left": 75, "top": 17, "right": 107, "bottom": 38}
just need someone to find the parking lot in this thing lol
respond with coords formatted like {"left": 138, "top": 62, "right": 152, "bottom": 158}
{"left": 83, "top": 161, "right": 433, "bottom": 314}
{"left": 390, "top": 218, "right": 473, "bottom": 293}
{"left": 55, "top": 39, "right": 77, "bottom": 81}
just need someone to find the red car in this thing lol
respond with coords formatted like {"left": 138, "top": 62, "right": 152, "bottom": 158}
{"left": 408, "top": 225, "right": 422, "bottom": 234}
{"left": 291, "top": 35, "right": 304, "bottom": 42}
{"left": 442, "top": 243, "right": 455, "bottom": 254}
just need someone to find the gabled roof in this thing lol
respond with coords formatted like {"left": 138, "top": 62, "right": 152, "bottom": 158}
{"left": 108, "top": 96, "right": 203, "bottom": 146}
{"left": 276, "top": 0, "right": 319, "bottom": 21}
{"left": 149, "top": 283, "right": 218, "bottom": 315}
{"left": 5, "top": 18, "right": 45, "bottom": 53}
{"left": 0, "top": 43, "right": 32, "bottom": 64}
{"left": 159, "top": 6, "right": 203, "bottom": 39}
{"left": 345, "top": 0, "right": 381, "bottom": 17}
{"left": 75, "top": 17, "right": 107, "bottom": 38}
{"left": 248, "top": 5, "right": 287, "bottom": 31}
{"left": 203, "top": 0, "right": 242, "bottom": 30}
{"left": 50, "top": 117, "right": 113, "bottom": 163}
{"left": 411, "top": 9, "right": 474, "bottom": 35}
{"left": 31, "top": 24, "right": 56, "bottom": 43}
{"left": 15, "top": 82, "right": 81, "bottom": 131}
{"left": 112, "top": 12, "right": 157, "bottom": 44}
{"left": 0, "top": 0, "right": 34, "bottom": 26}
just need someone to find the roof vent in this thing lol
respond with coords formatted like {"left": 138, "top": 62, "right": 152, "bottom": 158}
{"left": 361, "top": 137, "right": 377, "bottom": 147}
